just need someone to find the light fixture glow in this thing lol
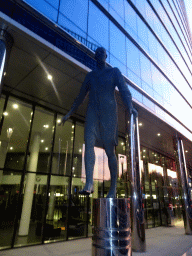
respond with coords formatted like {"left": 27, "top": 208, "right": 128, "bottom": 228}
{"left": 43, "top": 125, "right": 49, "bottom": 128}
{"left": 10, "top": 147, "right": 13, "bottom": 150}
{"left": 13, "top": 104, "right": 18, "bottom": 109}
{"left": 157, "top": 133, "right": 161, "bottom": 136}
{"left": 57, "top": 119, "right": 61, "bottom": 123}
{"left": 47, "top": 74, "right": 52, "bottom": 80}
{"left": 79, "top": 149, "right": 82, "bottom": 152}
{"left": 4, "top": 72, "right": 6, "bottom": 76}
{"left": 3, "top": 112, "right": 8, "bottom": 116}
{"left": 45, "top": 147, "right": 48, "bottom": 150}
{"left": 185, "top": 150, "right": 188, "bottom": 153}
{"left": 41, "top": 140, "right": 44, "bottom": 143}
{"left": 139, "top": 123, "right": 143, "bottom": 126}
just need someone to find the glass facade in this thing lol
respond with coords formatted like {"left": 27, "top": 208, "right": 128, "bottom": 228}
{"left": 0, "top": 0, "right": 192, "bottom": 251}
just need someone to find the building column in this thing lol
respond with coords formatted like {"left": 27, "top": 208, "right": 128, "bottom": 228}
{"left": 176, "top": 138, "right": 192, "bottom": 235}
{"left": 18, "top": 132, "right": 41, "bottom": 236}
{"left": 47, "top": 186, "right": 56, "bottom": 220}
{"left": 0, "top": 29, "right": 13, "bottom": 94}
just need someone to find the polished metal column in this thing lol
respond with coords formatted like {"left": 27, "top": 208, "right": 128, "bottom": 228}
{"left": 177, "top": 138, "right": 192, "bottom": 235}
{"left": 92, "top": 198, "right": 131, "bottom": 255}
{"left": 129, "top": 113, "right": 146, "bottom": 251}
{"left": 0, "top": 29, "right": 13, "bottom": 94}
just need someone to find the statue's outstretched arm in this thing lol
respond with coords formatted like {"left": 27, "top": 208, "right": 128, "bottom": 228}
{"left": 60, "top": 73, "right": 90, "bottom": 125}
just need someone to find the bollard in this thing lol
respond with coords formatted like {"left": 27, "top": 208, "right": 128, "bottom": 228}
{"left": 92, "top": 198, "right": 131, "bottom": 256}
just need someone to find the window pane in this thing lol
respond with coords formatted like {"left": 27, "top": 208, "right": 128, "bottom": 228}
{"left": 60, "top": 0, "right": 88, "bottom": 33}
{"left": 1, "top": 97, "right": 32, "bottom": 171}
{"left": 126, "top": 38, "right": 141, "bottom": 77}
{"left": 27, "top": 107, "right": 54, "bottom": 173}
{"left": 88, "top": 2, "right": 109, "bottom": 51}
{"left": 44, "top": 176, "right": 70, "bottom": 242}
{"left": 14, "top": 174, "right": 48, "bottom": 247}
{"left": 52, "top": 118, "right": 74, "bottom": 176}
{"left": 110, "top": 22, "right": 126, "bottom": 65}
{"left": 0, "top": 171, "right": 22, "bottom": 249}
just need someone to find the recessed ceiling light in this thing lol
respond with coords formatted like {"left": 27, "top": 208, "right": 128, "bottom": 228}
{"left": 139, "top": 123, "right": 143, "bottom": 126}
{"left": 57, "top": 119, "right": 61, "bottom": 123}
{"left": 157, "top": 133, "right": 161, "bottom": 136}
{"left": 3, "top": 112, "right": 8, "bottom": 116}
{"left": 143, "top": 156, "right": 145, "bottom": 158}
{"left": 121, "top": 142, "right": 124, "bottom": 145}
{"left": 4, "top": 72, "right": 6, "bottom": 76}
{"left": 47, "top": 74, "right": 52, "bottom": 80}
{"left": 79, "top": 149, "right": 82, "bottom": 152}
{"left": 43, "top": 124, "right": 49, "bottom": 128}
{"left": 41, "top": 140, "right": 44, "bottom": 143}
{"left": 45, "top": 147, "right": 48, "bottom": 150}
{"left": 10, "top": 147, "right": 13, "bottom": 150}
{"left": 185, "top": 150, "right": 188, "bottom": 153}
{"left": 13, "top": 104, "right": 18, "bottom": 109}
{"left": 143, "top": 149, "right": 146, "bottom": 152}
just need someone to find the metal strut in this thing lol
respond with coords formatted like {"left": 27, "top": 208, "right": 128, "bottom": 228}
{"left": 130, "top": 112, "right": 146, "bottom": 252}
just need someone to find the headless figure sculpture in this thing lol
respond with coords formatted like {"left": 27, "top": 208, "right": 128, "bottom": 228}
{"left": 60, "top": 47, "right": 136, "bottom": 198}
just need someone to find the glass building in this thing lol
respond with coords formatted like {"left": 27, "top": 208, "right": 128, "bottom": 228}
{"left": 0, "top": 0, "right": 192, "bottom": 250}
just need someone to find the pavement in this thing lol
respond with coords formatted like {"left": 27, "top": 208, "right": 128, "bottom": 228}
{"left": 0, "top": 220, "right": 192, "bottom": 256}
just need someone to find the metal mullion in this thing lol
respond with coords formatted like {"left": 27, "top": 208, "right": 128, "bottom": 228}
{"left": 42, "top": 112, "right": 57, "bottom": 244}
{"left": 11, "top": 104, "right": 36, "bottom": 248}
{"left": 66, "top": 120, "right": 76, "bottom": 241}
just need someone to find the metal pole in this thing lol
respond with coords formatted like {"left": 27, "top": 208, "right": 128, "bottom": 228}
{"left": 130, "top": 113, "right": 146, "bottom": 252}
{"left": 177, "top": 138, "right": 192, "bottom": 234}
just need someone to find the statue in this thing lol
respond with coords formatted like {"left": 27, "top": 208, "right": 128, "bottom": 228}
{"left": 60, "top": 47, "right": 137, "bottom": 198}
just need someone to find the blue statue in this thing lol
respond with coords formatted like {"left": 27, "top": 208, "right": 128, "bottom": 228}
{"left": 60, "top": 47, "right": 136, "bottom": 198}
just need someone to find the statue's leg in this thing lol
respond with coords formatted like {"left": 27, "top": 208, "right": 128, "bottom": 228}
{"left": 104, "top": 143, "right": 118, "bottom": 198}
{"left": 79, "top": 134, "right": 96, "bottom": 194}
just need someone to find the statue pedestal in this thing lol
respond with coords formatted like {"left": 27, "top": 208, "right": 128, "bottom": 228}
{"left": 92, "top": 198, "right": 131, "bottom": 256}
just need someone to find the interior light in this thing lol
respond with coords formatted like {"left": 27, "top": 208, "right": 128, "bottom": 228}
{"left": 185, "top": 150, "right": 188, "bottom": 153}
{"left": 3, "top": 112, "right": 8, "bottom": 116}
{"left": 41, "top": 140, "right": 44, "bottom": 143}
{"left": 121, "top": 142, "right": 124, "bottom": 145}
{"left": 47, "top": 74, "right": 52, "bottom": 80}
{"left": 139, "top": 123, "right": 142, "bottom": 126}
{"left": 10, "top": 147, "right": 13, "bottom": 150}
{"left": 157, "top": 133, "right": 161, "bottom": 136}
{"left": 143, "top": 149, "right": 146, "bottom": 152}
{"left": 72, "top": 125, "right": 74, "bottom": 128}
{"left": 4, "top": 72, "right": 6, "bottom": 76}
{"left": 45, "top": 147, "right": 48, "bottom": 150}
{"left": 143, "top": 156, "right": 145, "bottom": 158}
{"left": 13, "top": 104, "right": 18, "bottom": 109}
{"left": 43, "top": 124, "right": 49, "bottom": 128}
{"left": 79, "top": 149, "right": 82, "bottom": 152}
{"left": 57, "top": 119, "right": 61, "bottom": 123}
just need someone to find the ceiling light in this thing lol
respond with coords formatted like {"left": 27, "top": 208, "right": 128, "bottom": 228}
{"left": 43, "top": 124, "right": 49, "bottom": 128}
{"left": 3, "top": 112, "right": 8, "bottom": 116}
{"left": 79, "top": 149, "right": 82, "bottom": 152}
{"left": 139, "top": 123, "right": 142, "bottom": 126}
{"left": 185, "top": 150, "right": 188, "bottom": 153}
{"left": 143, "top": 149, "right": 146, "bottom": 152}
{"left": 10, "top": 147, "right": 13, "bottom": 150}
{"left": 4, "top": 72, "right": 6, "bottom": 76}
{"left": 13, "top": 104, "right": 18, "bottom": 109}
{"left": 143, "top": 156, "right": 145, "bottom": 158}
{"left": 57, "top": 119, "right": 61, "bottom": 123}
{"left": 47, "top": 74, "right": 52, "bottom": 80}
{"left": 121, "top": 142, "right": 124, "bottom": 145}
{"left": 41, "top": 140, "right": 44, "bottom": 143}
{"left": 157, "top": 133, "right": 161, "bottom": 136}
{"left": 45, "top": 147, "right": 48, "bottom": 150}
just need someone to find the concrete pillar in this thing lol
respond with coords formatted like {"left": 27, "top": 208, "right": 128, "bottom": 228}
{"left": 0, "top": 29, "right": 13, "bottom": 94}
{"left": 47, "top": 186, "right": 56, "bottom": 220}
{"left": 18, "top": 133, "right": 41, "bottom": 236}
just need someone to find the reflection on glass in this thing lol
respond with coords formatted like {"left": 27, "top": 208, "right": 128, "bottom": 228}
{"left": 44, "top": 176, "right": 69, "bottom": 242}
{"left": 52, "top": 119, "right": 74, "bottom": 175}
{"left": 27, "top": 107, "right": 54, "bottom": 173}
{"left": 14, "top": 175, "right": 48, "bottom": 247}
